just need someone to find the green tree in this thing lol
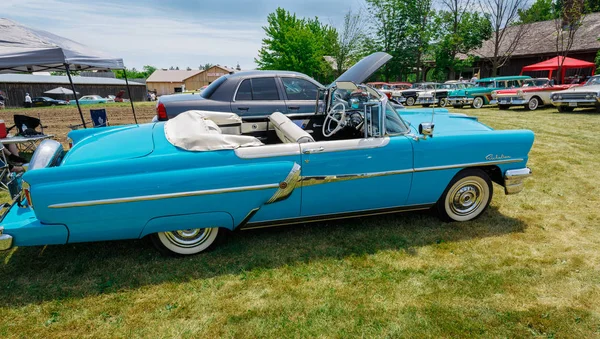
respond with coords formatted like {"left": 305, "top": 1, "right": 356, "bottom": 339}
{"left": 331, "top": 9, "right": 365, "bottom": 77}
{"left": 113, "top": 65, "right": 157, "bottom": 79}
{"left": 517, "top": 0, "right": 558, "bottom": 23}
{"left": 433, "top": 0, "right": 492, "bottom": 79}
{"left": 255, "top": 8, "right": 337, "bottom": 83}
{"left": 364, "top": 0, "right": 414, "bottom": 81}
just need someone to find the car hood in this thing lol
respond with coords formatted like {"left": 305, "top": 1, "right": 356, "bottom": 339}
{"left": 553, "top": 84, "right": 600, "bottom": 93}
{"left": 335, "top": 52, "right": 392, "bottom": 84}
{"left": 62, "top": 124, "right": 155, "bottom": 166}
{"left": 399, "top": 112, "right": 492, "bottom": 135}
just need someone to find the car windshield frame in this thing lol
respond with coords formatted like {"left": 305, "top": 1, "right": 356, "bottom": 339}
{"left": 584, "top": 76, "right": 600, "bottom": 86}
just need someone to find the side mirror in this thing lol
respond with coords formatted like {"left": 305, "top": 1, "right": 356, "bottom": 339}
{"left": 419, "top": 122, "right": 434, "bottom": 137}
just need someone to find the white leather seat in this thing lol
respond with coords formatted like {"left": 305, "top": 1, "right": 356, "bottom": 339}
{"left": 269, "top": 112, "right": 315, "bottom": 144}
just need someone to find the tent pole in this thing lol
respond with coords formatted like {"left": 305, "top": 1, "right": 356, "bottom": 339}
{"left": 123, "top": 68, "right": 138, "bottom": 125}
{"left": 65, "top": 63, "right": 86, "bottom": 128}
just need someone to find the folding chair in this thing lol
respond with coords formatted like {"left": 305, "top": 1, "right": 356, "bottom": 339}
{"left": 90, "top": 109, "right": 108, "bottom": 127}
{"left": 7, "top": 115, "right": 46, "bottom": 136}
{"left": 0, "top": 144, "right": 12, "bottom": 191}
{"left": 69, "top": 108, "right": 109, "bottom": 130}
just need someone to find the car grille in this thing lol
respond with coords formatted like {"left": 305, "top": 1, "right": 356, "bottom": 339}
{"left": 559, "top": 93, "right": 593, "bottom": 100}
{"left": 498, "top": 96, "right": 521, "bottom": 102}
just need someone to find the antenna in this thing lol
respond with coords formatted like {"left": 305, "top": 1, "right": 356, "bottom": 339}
{"left": 431, "top": 83, "right": 436, "bottom": 125}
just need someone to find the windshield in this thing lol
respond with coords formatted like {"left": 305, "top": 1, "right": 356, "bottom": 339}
{"left": 385, "top": 102, "right": 409, "bottom": 134}
{"left": 477, "top": 81, "right": 495, "bottom": 88}
{"left": 523, "top": 79, "right": 549, "bottom": 87}
{"left": 436, "top": 84, "right": 454, "bottom": 90}
{"left": 585, "top": 76, "right": 600, "bottom": 86}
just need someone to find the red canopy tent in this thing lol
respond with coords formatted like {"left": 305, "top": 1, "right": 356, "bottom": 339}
{"left": 520, "top": 56, "right": 596, "bottom": 84}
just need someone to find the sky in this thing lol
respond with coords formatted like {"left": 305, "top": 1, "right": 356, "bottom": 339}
{"left": 3, "top": 0, "right": 365, "bottom": 71}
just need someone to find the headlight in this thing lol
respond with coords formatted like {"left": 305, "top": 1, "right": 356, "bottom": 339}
{"left": 558, "top": 95, "right": 563, "bottom": 100}
{"left": 552, "top": 95, "right": 557, "bottom": 100}
{"left": 491, "top": 91, "right": 497, "bottom": 98}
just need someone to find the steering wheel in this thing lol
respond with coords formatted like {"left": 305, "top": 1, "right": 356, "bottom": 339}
{"left": 323, "top": 102, "right": 346, "bottom": 137}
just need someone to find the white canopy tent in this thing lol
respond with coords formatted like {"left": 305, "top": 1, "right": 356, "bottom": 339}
{"left": 0, "top": 18, "right": 137, "bottom": 127}
{"left": 44, "top": 87, "right": 79, "bottom": 95}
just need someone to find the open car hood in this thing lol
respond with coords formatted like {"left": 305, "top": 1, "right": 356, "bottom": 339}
{"left": 334, "top": 52, "right": 392, "bottom": 85}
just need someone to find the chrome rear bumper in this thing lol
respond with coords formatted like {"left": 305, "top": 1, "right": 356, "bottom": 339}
{"left": 504, "top": 168, "right": 532, "bottom": 195}
{"left": 0, "top": 226, "right": 13, "bottom": 251}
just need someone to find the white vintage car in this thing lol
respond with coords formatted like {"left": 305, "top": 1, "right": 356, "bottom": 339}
{"left": 416, "top": 81, "right": 474, "bottom": 107}
{"left": 490, "top": 78, "right": 575, "bottom": 111}
{"left": 550, "top": 75, "right": 600, "bottom": 112}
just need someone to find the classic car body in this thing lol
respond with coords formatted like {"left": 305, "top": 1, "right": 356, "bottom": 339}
{"left": 415, "top": 82, "right": 474, "bottom": 107}
{"left": 447, "top": 76, "right": 531, "bottom": 109}
{"left": 391, "top": 83, "right": 438, "bottom": 106}
{"left": 550, "top": 75, "right": 600, "bottom": 112}
{"left": 0, "top": 53, "right": 534, "bottom": 256}
{"left": 71, "top": 95, "right": 111, "bottom": 105}
{"left": 32, "top": 97, "right": 68, "bottom": 107}
{"left": 490, "top": 78, "right": 576, "bottom": 111}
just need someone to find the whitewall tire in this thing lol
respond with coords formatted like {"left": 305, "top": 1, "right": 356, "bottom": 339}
{"left": 472, "top": 97, "right": 484, "bottom": 109}
{"left": 406, "top": 97, "right": 416, "bottom": 106}
{"left": 150, "top": 227, "right": 222, "bottom": 256}
{"left": 437, "top": 169, "right": 493, "bottom": 222}
{"left": 439, "top": 98, "right": 448, "bottom": 107}
{"left": 527, "top": 97, "right": 539, "bottom": 111}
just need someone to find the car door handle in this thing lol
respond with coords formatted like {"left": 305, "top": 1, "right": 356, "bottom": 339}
{"left": 288, "top": 106, "right": 300, "bottom": 110}
{"left": 303, "top": 146, "right": 325, "bottom": 154}
{"left": 237, "top": 107, "right": 249, "bottom": 111}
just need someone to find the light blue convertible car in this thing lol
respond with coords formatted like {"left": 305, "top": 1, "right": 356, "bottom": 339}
{"left": 0, "top": 53, "right": 534, "bottom": 256}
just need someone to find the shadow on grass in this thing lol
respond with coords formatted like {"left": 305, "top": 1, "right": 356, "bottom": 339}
{"left": 0, "top": 206, "right": 526, "bottom": 307}
{"left": 553, "top": 107, "right": 600, "bottom": 115}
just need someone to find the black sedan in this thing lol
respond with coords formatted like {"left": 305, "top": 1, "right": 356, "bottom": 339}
{"left": 32, "top": 97, "right": 69, "bottom": 107}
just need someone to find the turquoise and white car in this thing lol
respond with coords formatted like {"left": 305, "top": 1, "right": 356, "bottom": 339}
{"left": 0, "top": 53, "right": 534, "bottom": 256}
{"left": 71, "top": 95, "right": 113, "bottom": 105}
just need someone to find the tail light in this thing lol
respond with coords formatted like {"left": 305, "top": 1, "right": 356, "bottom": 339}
{"left": 156, "top": 102, "right": 168, "bottom": 121}
{"left": 67, "top": 137, "right": 73, "bottom": 149}
{"left": 386, "top": 92, "right": 392, "bottom": 99}
{"left": 21, "top": 180, "right": 33, "bottom": 208}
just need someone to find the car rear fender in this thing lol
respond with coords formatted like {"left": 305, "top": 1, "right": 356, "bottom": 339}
{"left": 139, "top": 212, "right": 234, "bottom": 237}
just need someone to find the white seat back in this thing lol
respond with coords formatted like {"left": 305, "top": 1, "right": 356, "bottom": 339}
{"left": 269, "top": 112, "right": 314, "bottom": 144}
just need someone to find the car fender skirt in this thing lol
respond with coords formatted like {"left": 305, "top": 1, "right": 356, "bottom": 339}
{"left": 139, "top": 212, "right": 235, "bottom": 237}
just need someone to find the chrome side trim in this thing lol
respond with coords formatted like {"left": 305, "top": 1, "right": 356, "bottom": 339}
{"left": 266, "top": 163, "right": 302, "bottom": 203}
{"left": 241, "top": 203, "right": 434, "bottom": 230}
{"left": 413, "top": 158, "right": 522, "bottom": 172}
{"left": 504, "top": 167, "right": 532, "bottom": 195}
{"left": 299, "top": 168, "right": 413, "bottom": 187}
{"left": 297, "top": 159, "right": 522, "bottom": 188}
{"left": 48, "top": 183, "right": 280, "bottom": 209}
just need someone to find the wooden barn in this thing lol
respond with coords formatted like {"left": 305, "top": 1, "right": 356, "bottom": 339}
{"left": 0, "top": 74, "right": 147, "bottom": 108}
{"left": 466, "top": 12, "right": 600, "bottom": 79}
{"left": 146, "top": 65, "right": 236, "bottom": 96}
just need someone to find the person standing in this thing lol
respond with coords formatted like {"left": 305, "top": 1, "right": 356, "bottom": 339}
{"left": 0, "top": 91, "right": 5, "bottom": 109}
{"left": 24, "top": 93, "right": 32, "bottom": 108}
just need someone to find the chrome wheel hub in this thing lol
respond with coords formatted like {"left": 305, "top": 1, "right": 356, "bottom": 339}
{"left": 164, "top": 228, "right": 213, "bottom": 248}
{"left": 449, "top": 182, "right": 484, "bottom": 216}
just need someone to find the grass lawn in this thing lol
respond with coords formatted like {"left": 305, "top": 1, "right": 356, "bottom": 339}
{"left": 0, "top": 105, "right": 599, "bottom": 338}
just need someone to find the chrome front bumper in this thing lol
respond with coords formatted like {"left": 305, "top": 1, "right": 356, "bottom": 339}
{"left": 447, "top": 97, "right": 473, "bottom": 105}
{"left": 551, "top": 98, "right": 599, "bottom": 107}
{"left": 490, "top": 98, "right": 528, "bottom": 105}
{"left": 504, "top": 168, "right": 532, "bottom": 195}
{"left": 416, "top": 97, "right": 438, "bottom": 105}
{"left": 0, "top": 226, "right": 13, "bottom": 251}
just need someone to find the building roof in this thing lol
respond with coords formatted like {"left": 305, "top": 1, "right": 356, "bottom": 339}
{"left": 0, "top": 74, "right": 146, "bottom": 86}
{"left": 146, "top": 69, "right": 203, "bottom": 83}
{"left": 469, "top": 12, "right": 600, "bottom": 59}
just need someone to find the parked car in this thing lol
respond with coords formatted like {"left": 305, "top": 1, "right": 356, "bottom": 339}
{"left": 415, "top": 82, "right": 475, "bottom": 107}
{"left": 31, "top": 97, "right": 68, "bottom": 107}
{"left": 550, "top": 75, "right": 600, "bottom": 112}
{"left": 490, "top": 78, "right": 576, "bottom": 111}
{"left": 367, "top": 82, "right": 393, "bottom": 99}
{"left": 0, "top": 52, "right": 534, "bottom": 257}
{"left": 71, "top": 95, "right": 111, "bottom": 105}
{"left": 156, "top": 71, "right": 325, "bottom": 123}
{"left": 447, "top": 76, "right": 531, "bottom": 109}
{"left": 391, "top": 82, "right": 438, "bottom": 106}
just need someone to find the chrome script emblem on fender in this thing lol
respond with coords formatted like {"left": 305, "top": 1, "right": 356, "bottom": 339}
{"left": 486, "top": 154, "right": 511, "bottom": 161}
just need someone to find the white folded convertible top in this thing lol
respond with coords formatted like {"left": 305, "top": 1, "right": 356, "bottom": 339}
{"left": 164, "top": 111, "right": 263, "bottom": 151}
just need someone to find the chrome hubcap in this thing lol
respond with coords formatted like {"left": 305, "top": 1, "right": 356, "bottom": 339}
{"left": 407, "top": 97, "right": 415, "bottom": 105}
{"left": 164, "top": 228, "right": 213, "bottom": 248}
{"left": 529, "top": 99, "right": 537, "bottom": 110}
{"left": 474, "top": 98, "right": 483, "bottom": 108}
{"left": 449, "top": 181, "right": 484, "bottom": 216}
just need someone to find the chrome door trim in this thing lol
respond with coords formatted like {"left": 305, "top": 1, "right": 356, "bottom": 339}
{"left": 413, "top": 158, "right": 522, "bottom": 172}
{"left": 48, "top": 183, "right": 280, "bottom": 209}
